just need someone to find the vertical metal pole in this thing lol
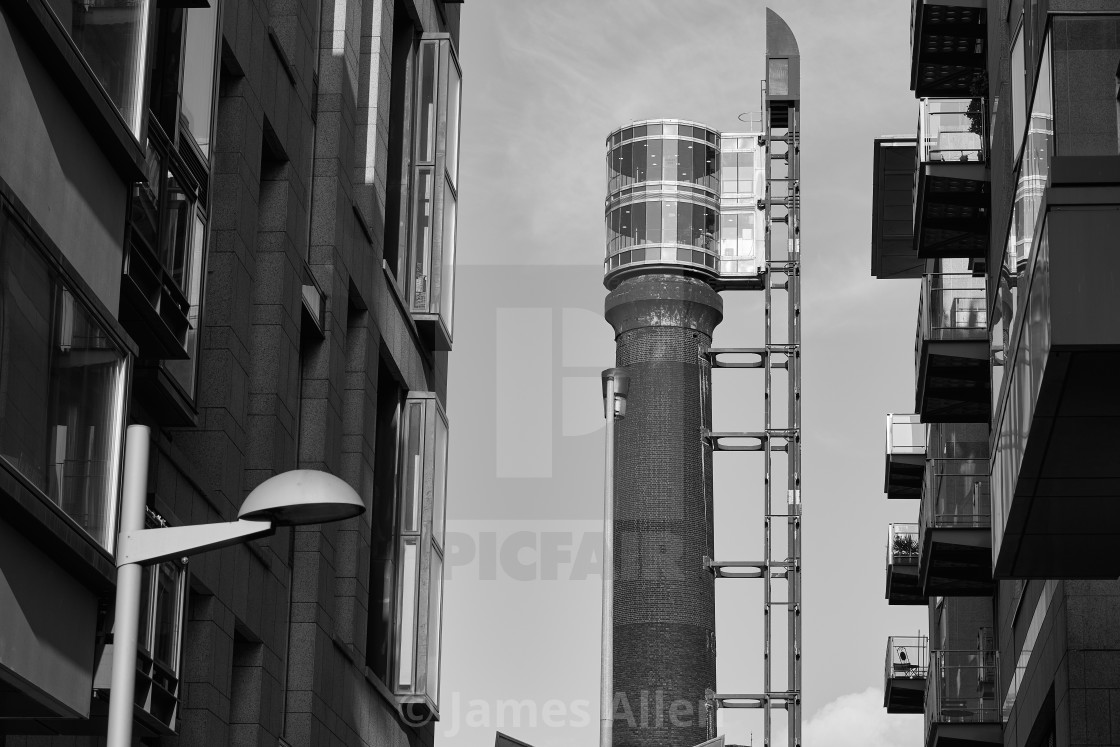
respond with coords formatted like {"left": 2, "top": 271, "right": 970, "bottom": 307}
{"left": 107, "top": 424, "right": 151, "bottom": 747}
{"left": 762, "top": 80, "right": 774, "bottom": 747}
{"left": 786, "top": 104, "right": 803, "bottom": 747}
{"left": 600, "top": 376, "right": 617, "bottom": 747}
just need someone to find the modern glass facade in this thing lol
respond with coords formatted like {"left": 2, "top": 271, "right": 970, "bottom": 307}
{"left": 603, "top": 119, "right": 765, "bottom": 286}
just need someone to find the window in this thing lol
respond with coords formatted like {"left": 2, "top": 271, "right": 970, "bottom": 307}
{"left": 122, "top": 2, "right": 221, "bottom": 402}
{"left": 407, "top": 36, "right": 461, "bottom": 350}
{"left": 0, "top": 210, "right": 128, "bottom": 550}
{"left": 44, "top": 0, "right": 154, "bottom": 136}
{"left": 384, "top": 1, "right": 418, "bottom": 278}
{"left": 366, "top": 366, "right": 449, "bottom": 716}
{"left": 122, "top": 509, "right": 189, "bottom": 732}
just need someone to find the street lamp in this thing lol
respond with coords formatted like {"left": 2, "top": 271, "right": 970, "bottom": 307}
{"left": 107, "top": 425, "right": 365, "bottom": 747}
{"left": 600, "top": 367, "right": 629, "bottom": 747}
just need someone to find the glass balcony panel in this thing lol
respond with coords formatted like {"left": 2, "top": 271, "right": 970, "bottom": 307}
{"left": 928, "top": 650, "right": 999, "bottom": 726}
{"left": 886, "top": 635, "right": 928, "bottom": 682}
{"left": 888, "top": 523, "right": 920, "bottom": 567}
{"left": 924, "top": 423, "right": 990, "bottom": 528}
{"left": 888, "top": 413, "right": 926, "bottom": 455}
{"left": 918, "top": 98, "right": 986, "bottom": 163}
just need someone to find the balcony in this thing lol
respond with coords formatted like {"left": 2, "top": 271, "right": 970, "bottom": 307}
{"left": 919, "top": 423, "right": 993, "bottom": 596}
{"left": 914, "top": 98, "right": 989, "bottom": 260}
{"left": 992, "top": 160, "right": 1120, "bottom": 578}
{"left": 886, "top": 524, "right": 924, "bottom": 605}
{"left": 885, "top": 413, "right": 925, "bottom": 499}
{"left": 926, "top": 650, "right": 1001, "bottom": 747}
{"left": 910, "top": 0, "right": 986, "bottom": 99}
{"left": 915, "top": 272, "right": 989, "bottom": 423}
{"left": 884, "top": 636, "right": 927, "bottom": 714}
{"left": 871, "top": 137, "right": 922, "bottom": 280}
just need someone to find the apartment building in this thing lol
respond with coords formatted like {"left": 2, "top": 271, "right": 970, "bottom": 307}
{"left": 0, "top": 0, "right": 461, "bottom": 743}
{"left": 873, "top": 3, "right": 1120, "bottom": 747}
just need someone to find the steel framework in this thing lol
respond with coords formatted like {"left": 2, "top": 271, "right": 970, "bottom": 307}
{"left": 706, "top": 11, "right": 802, "bottom": 747}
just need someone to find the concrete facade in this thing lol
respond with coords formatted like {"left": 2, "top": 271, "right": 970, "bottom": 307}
{"left": 0, "top": 0, "right": 462, "bottom": 744}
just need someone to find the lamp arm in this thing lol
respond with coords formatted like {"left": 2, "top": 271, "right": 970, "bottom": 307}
{"left": 116, "top": 520, "right": 275, "bottom": 566}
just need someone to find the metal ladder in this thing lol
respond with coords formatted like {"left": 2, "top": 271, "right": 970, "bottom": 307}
{"left": 706, "top": 79, "right": 802, "bottom": 747}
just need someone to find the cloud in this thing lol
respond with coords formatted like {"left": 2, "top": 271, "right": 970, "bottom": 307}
{"left": 771, "top": 688, "right": 922, "bottom": 747}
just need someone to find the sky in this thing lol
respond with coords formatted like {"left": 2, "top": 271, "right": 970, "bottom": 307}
{"left": 439, "top": 2, "right": 928, "bottom": 746}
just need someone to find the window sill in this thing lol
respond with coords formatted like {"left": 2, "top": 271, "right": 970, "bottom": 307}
{"left": 4, "top": 0, "right": 146, "bottom": 181}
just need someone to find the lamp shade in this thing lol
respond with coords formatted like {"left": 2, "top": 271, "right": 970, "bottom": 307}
{"left": 238, "top": 470, "right": 365, "bottom": 525}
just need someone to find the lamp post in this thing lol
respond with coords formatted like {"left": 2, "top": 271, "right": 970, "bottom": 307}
{"left": 106, "top": 425, "right": 365, "bottom": 747}
{"left": 600, "top": 368, "right": 629, "bottom": 747}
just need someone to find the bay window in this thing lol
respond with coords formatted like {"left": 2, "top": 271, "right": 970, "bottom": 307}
{"left": 367, "top": 379, "right": 449, "bottom": 718}
{"left": 0, "top": 208, "right": 129, "bottom": 550}
{"left": 407, "top": 35, "right": 461, "bottom": 351}
{"left": 120, "top": 1, "right": 220, "bottom": 414}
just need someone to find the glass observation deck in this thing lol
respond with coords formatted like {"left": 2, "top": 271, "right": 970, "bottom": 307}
{"left": 915, "top": 267, "right": 990, "bottom": 423}
{"left": 914, "top": 98, "right": 990, "bottom": 260}
{"left": 918, "top": 422, "right": 992, "bottom": 596}
{"left": 885, "top": 413, "right": 925, "bottom": 499}
{"left": 603, "top": 119, "right": 764, "bottom": 288}
{"left": 926, "top": 649, "right": 1001, "bottom": 747}
{"left": 910, "top": 0, "right": 987, "bottom": 99}
{"left": 884, "top": 635, "right": 928, "bottom": 714}
{"left": 886, "top": 523, "right": 924, "bottom": 605}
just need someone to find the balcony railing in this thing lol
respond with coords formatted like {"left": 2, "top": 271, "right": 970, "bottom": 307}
{"left": 888, "top": 523, "right": 920, "bottom": 567}
{"left": 922, "top": 423, "right": 990, "bottom": 529}
{"left": 915, "top": 272, "right": 986, "bottom": 359}
{"left": 918, "top": 98, "right": 986, "bottom": 164}
{"left": 927, "top": 650, "right": 999, "bottom": 728}
{"left": 886, "top": 635, "right": 928, "bottom": 682}
{"left": 887, "top": 413, "right": 926, "bottom": 457}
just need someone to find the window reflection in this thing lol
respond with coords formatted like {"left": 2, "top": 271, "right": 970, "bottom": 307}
{"left": 45, "top": 0, "right": 152, "bottom": 135}
{"left": 180, "top": 5, "right": 220, "bottom": 157}
{"left": 0, "top": 215, "right": 127, "bottom": 549}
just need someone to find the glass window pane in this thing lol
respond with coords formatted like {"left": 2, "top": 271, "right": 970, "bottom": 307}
{"left": 410, "top": 167, "right": 434, "bottom": 312}
{"left": 645, "top": 138, "right": 662, "bottom": 184}
{"left": 425, "top": 552, "right": 443, "bottom": 700}
{"left": 631, "top": 201, "right": 645, "bottom": 244}
{"left": 45, "top": 0, "right": 153, "bottom": 135}
{"left": 662, "top": 139, "right": 678, "bottom": 182}
{"left": 444, "top": 61, "right": 462, "bottom": 186}
{"left": 633, "top": 140, "right": 648, "bottom": 182}
{"left": 0, "top": 219, "right": 126, "bottom": 549}
{"left": 676, "top": 200, "right": 693, "bottom": 245}
{"left": 138, "top": 565, "right": 154, "bottom": 653}
{"left": 645, "top": 200, "right": 662, "bottom": 244}
{"left": 415, "top": 42, "right": 438, "bottom": 163}
{"left": 396, "top": 540, "right": 419, "bottom": 689}
{"left": 678, "top": 140, "right": 694, "bottom": 182}
{"left": 721, "top": 213, "right": 738, "bottom": 257}
{"left": 400, "top": 402, "right": 423, "bottom": 533}
{"left": 180, "top": 4, "right": 219, "bottom": 157}
{"left": 619, "top": 141, "right": 633, "bottom": 187}
{"left": 438, "top": 181, "right": 457, "bottom": 331}
{"left": 160, "top": 172, "right": 193, "bottom": 288}
{"left": 164, "top": 212, "right": 206, "bottom": 397}
{"left": 153, "top": 562, "right": 182, "bottom": 672}
{"left": 432, "top": 415, "right": 448, "bottom": 550}
{"left": 662, "top": 201, "right": 677, "bottom": 243}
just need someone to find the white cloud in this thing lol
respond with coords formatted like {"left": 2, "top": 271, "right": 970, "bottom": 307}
{"left": 769, "top": 688, "right": 922, "bottom": 747}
